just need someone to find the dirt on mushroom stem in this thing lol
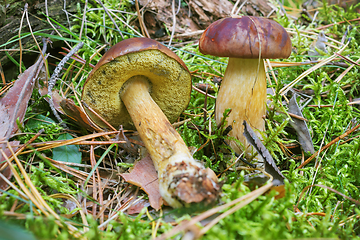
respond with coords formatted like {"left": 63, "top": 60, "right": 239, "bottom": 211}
{"left": 216, "top": 57, "right": 267, "bottom": 166}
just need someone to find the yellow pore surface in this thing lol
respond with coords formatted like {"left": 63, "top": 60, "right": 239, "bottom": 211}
{"left": 82, "top": 49, "right": 192, "bottom": 130}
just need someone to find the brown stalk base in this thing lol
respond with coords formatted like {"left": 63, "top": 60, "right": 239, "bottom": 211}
{"left": 166, "top": 161, "right": 220, "bottom": 206}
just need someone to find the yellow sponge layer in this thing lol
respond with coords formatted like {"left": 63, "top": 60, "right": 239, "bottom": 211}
{"left": 82, "top": 49, "right": 192, "bottom": 130}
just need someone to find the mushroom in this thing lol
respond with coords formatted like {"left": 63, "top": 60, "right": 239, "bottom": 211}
{"left": 199, "top": 16, "right": 291, "bottom": 164}
{"left": 82, "top": 38, "right": 220, "bottom": 208}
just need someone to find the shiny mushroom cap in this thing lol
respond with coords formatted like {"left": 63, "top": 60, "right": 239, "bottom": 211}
{"left": 82, "top": 38, "right": 192, "bottom": 129}
{"left": 199, "top": 16, "right": 292, "bottom": 59}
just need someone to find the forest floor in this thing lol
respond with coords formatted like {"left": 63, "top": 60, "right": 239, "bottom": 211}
{"left": 1, "top": 0, "right": 360, "bottom": 239}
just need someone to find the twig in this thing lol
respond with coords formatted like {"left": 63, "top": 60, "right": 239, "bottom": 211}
{"left": 297, "top": 122, "right": 360, "bottom": 169}
{"left": 192, "top": 85, "right": 216, "bottom": 99}
{"left": 135, "top": 0, "right": 150, "bottom": 38}
{"left": 316, "top": 17, "right": 360, "bottom": 30}
{"left": 48, "top": 42, "right": 84, "bottom": 125}
{"left": 0, "top": 62, "right": 5, "bottom": 85}
{"left": 295, "top": 184, "right": 360, "bottom": 210}
{"left": 334, "top": 52, "right": 360, "bottom": 66}
{"left": 279, "top": 40, "right": 349, "bottom": 96}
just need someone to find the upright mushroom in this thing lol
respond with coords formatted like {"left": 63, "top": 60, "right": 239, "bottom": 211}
{"left": 199, "top": 16, "right": 291, "bottom": 163}
{"left": 82, "top": 38, "right": 220, "bottom": 208}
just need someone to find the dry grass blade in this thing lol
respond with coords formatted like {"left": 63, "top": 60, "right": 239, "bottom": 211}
{"left": 297, "top": 122, "right": 360, "bottom": 169}
{"left": 199, "top": 182, "right": 273, "bottom": 236}
{"left": 97, "top": 196, "right": 144, "bottom": 229}
{"left": 192, "top": 85, "right": 216, "bottom": 99}
{"left": 20, "top": 131, "right": 120, "bottom": 154}
{"left": 50, "top": 193, "right": 89, "bottom": 232}
{"left": 286, "top": 28, "right": 344, "bottom": 48}
{"left": 0, "top": 171, "right": 29, "bottom": 200}
{"left": 316, "top": 16, "right": 360, "bottom": 30}
{"left": 279, "top": 41, "right": 350, "bottom": 96}
{"left": 96, "top": 188, "right": 125, "bottom": 219}
{"left": 335, "top": 57, "right": 360, "bottom": 83}
{"left": 267, "top": 60, "right": 320, "bottom": 67}
{"left": 155, "top": 183, "right": 273, "bottom": 240}
{"left": 295, "top": 184, "right": 360, "bottom": 210}
{"left": 0, "top": 144, "right": 83, "bottom": 238}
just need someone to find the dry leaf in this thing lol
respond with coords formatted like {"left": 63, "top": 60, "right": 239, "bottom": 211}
{"left": 0, "top": 61, "right": 42, "bottom": 190}
{"left": 0, "top": 62, "right": 41, "bottom": 137}
{"left": 288, "top": 95, "right": 315, "bottom": 154}
{"left": 127, "top": 198, "right": 151, "bottom": 215}
{"left": 0, "top": 103, "right": 11, "bottom": 139}
{"left": 120, "top": 155, "right": 163, "bottom": 211}
{"left": 39, "top": 86, "right": 65, "bottom": 115}
{"left": 60, "top": 99, "right": 99, "bottom": 132}
{"left": 242, "top": 120, "right": 285, "bottom": 185}
{"left": 308, "top": 31, "right": 328, "bottom": 61}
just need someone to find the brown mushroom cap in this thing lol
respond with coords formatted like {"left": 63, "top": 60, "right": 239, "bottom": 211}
{"left": 82, "top": 38, "right": 192, "bottom": 129}
{"left": 199, "top": 16, "right": 292, "bottom": 59}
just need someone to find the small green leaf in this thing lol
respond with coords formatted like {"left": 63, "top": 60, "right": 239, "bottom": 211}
{"left": 26, "top": 115, "right": 55, "bottom": 130}
{"left": 52, "top": 133, "right": 81, "bottom": 168}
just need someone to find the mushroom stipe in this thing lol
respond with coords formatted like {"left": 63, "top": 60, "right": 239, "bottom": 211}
{"left": 82, "top": 38, "right": 221, "bottom": 208}
{"left": 200, "top": 16, "right": 292, "bottom": 166}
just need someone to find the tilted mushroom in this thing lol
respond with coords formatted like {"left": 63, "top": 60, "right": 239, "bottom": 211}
{"left": 199, "top": 16, "right": 291, "bottom": 164}
{"left": 82, "top": 38, "right": 220, "bottom": 208}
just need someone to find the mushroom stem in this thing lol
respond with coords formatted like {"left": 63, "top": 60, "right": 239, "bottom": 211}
{"left": 120, "top": 76, "right": 220, "bottom": 207}
{"left": 216, "top": 58, "right": 267, "bottom": 159}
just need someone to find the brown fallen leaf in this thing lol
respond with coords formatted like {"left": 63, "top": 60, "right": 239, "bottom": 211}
{"left": 127, "top": 198, "right": 151, "bottom": 215}
{"left": 288, "top": 95, "right": 315, "bottom": 154}
{"left": 120, "top": 155, "right": 163, "bottom": 211}
{"left": 0, "top": 61, "right": 43, "bottom": 138}
{"left": 38, "top": 86, "right": 65, "bottom": 115}
{"left": 0, "top": 55, "right": 46, "bottom": 190}
{"left": 242, "top": 120, "right": 286, "bottom": 186}
{"left": 60, "top": 99, "right": 100, "bottom": 132}
{"left": 38, "top": 75, "right": 100, "bottom": 132}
